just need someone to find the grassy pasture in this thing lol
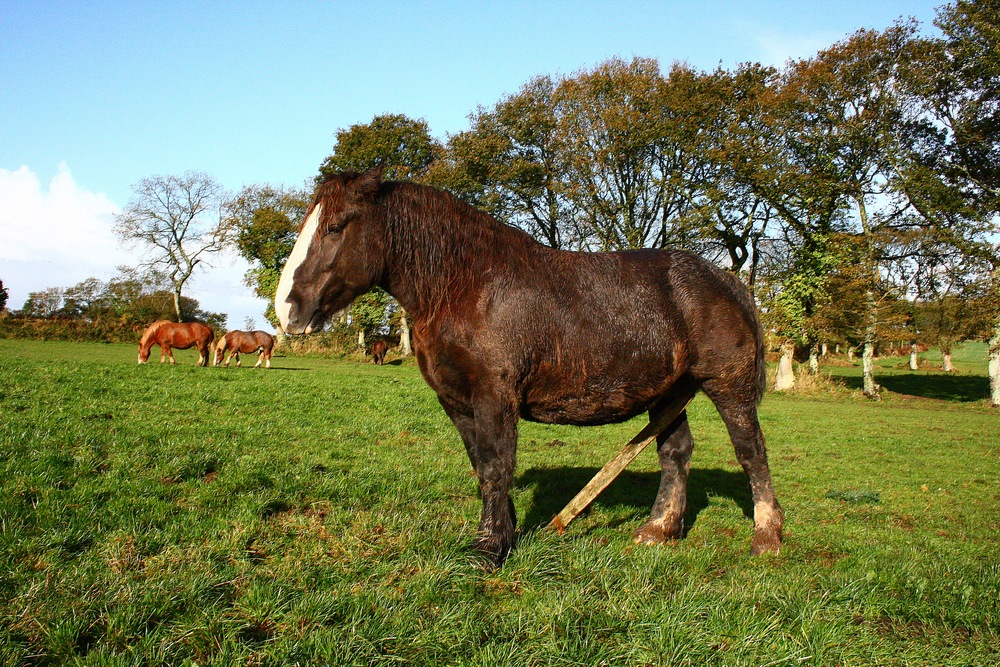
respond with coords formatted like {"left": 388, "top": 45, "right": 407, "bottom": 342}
{"left": 0, "top": 338, "right": 997, "bottom": 666}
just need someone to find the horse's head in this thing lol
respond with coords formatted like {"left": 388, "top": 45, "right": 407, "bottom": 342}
{"left": 137, "top": 345, "right": 150, "bottom": 364}
{"left": 275, "top": 168, "right": 386, "bottom": 335}
{"left": 213, "top": 333, "right": 228, "bottom": 366}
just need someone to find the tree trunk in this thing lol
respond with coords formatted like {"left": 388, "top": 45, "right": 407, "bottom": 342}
{"left": 861, "top": 287, "right": 880, "bottom": 399}
{"left": 774, "top": 342, "right": 795, "bottom": 391}
{"left": 862, "top": 340, "right": 880, "bottom": 399}
{"left": 855, "top": 194, "right": 881, "bottom": 401}
{"left": 399, "top": 309, "right": 412, "bottom": 357}
{"left": 358, "top": 329, "right": 365, "bottom": 349}
{"left": 848, "top": 347, "right": 855, "bottom": 362}
{"left": 821, "top": 342, "right": 828, "bottom": 357}
{"left": 990, "top": 326, "right": 1000, "bottom": 407}
{"left": 808, "top": 344, "right": 820, "bottom": 375}
{"left": 173, "top": 289, "right": 183, "bottom": 322}
{"left": 909, "top": 344, "right": 919, "bottom": 371}
{"left": 942, "top": 352, "right": 954, "bottom": 372}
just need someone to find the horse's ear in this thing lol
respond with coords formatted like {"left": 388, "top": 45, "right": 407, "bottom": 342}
{"left": 354, "top": 165, "right": 384, "bottom": 199}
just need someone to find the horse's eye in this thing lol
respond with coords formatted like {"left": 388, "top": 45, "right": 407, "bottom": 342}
{"left": 326, "top": 225, "right": 343, "bottom": 236}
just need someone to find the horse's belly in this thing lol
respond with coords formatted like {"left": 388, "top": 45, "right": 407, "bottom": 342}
{"left": 521, "top": 373, "right": 673, "bottom": 426}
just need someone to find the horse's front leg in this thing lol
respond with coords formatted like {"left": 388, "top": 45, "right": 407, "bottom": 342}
{"left": 442, "top": 391, "right": 519, "bottom": 567}
{"left": 470, "top": 387, "right": 519, "bottom": 566}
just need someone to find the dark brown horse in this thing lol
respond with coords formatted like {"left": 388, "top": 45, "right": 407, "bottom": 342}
{"left": 275, "top": 168, "right": 782, "bottom": 566}
{"left": 371, "top": 339, "right": 388, "bottom": 365}
{"left": 138, "top": 320, "right": 214, "bottom": 366}
{"left": 214, "top": 330, "right": 275, "bottom": 368}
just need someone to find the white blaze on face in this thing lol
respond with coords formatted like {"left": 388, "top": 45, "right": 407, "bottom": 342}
{"left": 275, "top": 203, "right": 323, "bottom": 330}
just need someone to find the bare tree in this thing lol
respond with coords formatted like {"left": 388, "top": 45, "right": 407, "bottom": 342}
{"left": 114, "top": 172, "right": 231, "bottom": 322}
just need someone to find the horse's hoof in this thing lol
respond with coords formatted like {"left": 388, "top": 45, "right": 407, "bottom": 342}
{"left": 750, "top": 530, "right": 782, "bottom": 556}
{"left": 471, "top": 536, "right": 512, "bottom": 569}
{"left": 633, "top": 518, "right": 683, "bottom": 545}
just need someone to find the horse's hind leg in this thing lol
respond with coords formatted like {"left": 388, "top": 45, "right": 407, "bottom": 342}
{"left": 634, "top": 408, "right": 694, "bottom": 545}
{"left": 254, "top": 350, "right": 264, "bottom": 368}
{"left": 705, "top": 384, "right": 783, "bottom": 555}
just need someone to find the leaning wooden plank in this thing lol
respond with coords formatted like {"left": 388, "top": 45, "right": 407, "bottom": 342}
{"left": 546, "top": 394, "right": 695, "bottom": 533}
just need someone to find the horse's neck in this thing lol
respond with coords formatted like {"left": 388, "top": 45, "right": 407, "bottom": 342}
{"left": 382, "top": 195, "right": 528, "bottom": 320}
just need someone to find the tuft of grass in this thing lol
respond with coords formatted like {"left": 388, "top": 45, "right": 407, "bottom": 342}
{"left": 0, "top": 338, "right": 998, "bottom": 665}
{"left": 824, "top": 489, "right": 881, "bottom": 504}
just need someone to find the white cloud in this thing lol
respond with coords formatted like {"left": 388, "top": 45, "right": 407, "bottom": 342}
{"left": 0, "top": 164, "right": 272, "bottom": 329}
{"left": 0, "top": 163, "right": 123, "bottom": 266}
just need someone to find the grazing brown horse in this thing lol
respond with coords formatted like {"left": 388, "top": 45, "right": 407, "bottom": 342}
{"left": 275, "top": 168, "right": 782, "bottom": 566}
{"left": 138, "top": 320, "right": 214, "bottom": 366}
{"left": 214, "top": 330, "right": 275, "bottom": 368}
{"left": 371, "top": 339, "right": 388, "bottom": 365}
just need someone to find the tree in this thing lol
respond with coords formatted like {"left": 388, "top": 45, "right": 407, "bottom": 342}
{"left": 318, "top": 113, "right": 440, "bottom": 181}
{"left": 672, "top": 63, "right": 782, "bottom": 286}
{"left": 60, "top": 277, "right": 105, "bottom": 319}
{"left": 114, "top": 172, "right": 232, "bottom": 322}
{"left": 903, "top": 0, "right": 1000, "bottom": 404}
{"left": 351, "top": 287, "right": 391, "bottom": 350}
{"left": 222, "top": 184, "right": 309, "bottom": 330}
{"left": 554, "top": 57, "right": 679, "bottom": 250}
{"left": 760, "top": 24, "right": 954, "bottom": 398}
{"left": 0, "top": 279, "right": 8, "bottom": 312}
{"left": 445, "top": 76, "right": 579, "bottom": 249}
{"left": 21, "top": 287, "right": 63, "bottom": 319}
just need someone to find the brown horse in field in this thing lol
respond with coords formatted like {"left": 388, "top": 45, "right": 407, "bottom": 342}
{"left": 138, "top": 321, "right": 214, "bottom": 366}
{"left": 275, "top": 168, "right": 782, "bottom": 566}
{"left": 371, "top": 339, "right": 388, "bottom": 365}
{"left": 214, "top": 330, "right": 275, "bottom": 368}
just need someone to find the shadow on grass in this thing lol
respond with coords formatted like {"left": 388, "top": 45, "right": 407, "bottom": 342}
{"left": 835, "top": 372, "right": 989, "bottom": 402}
{"left": 517, "top": 466, "right": 752, "bottom": 534}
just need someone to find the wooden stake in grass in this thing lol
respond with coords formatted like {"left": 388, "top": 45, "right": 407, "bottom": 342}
{"left": 546, "top": 394, "right": 695, "bottom": 533}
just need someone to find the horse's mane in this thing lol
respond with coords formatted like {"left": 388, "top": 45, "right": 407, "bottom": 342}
{"left": 139, "top": 320, "right": 172, "bottom": 345}
{"left": 380, "top": 180, "right": 540, "bottom": 311}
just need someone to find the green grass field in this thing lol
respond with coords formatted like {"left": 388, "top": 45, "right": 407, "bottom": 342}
{"left": 1, "top": 338, "right": 997, "bottom": 666}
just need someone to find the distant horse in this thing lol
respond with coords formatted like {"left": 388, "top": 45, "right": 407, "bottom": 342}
{"left": 214, "top": 330, "right": 275, "bottom": 368}
{"left": 274, "top": 168, "right": 782, "bottom": 566}
{"left": 138, "top": 320, "right": 214, "bottom": 366}
{"left": 371, "top": 339, "right": 388, "bottom": 365}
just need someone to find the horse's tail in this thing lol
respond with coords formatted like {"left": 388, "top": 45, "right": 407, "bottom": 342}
{"left": 718, "top": 270, "right": 767, "bottom": 405}
{"left": 753, "top": 307, "right": 767, "bottom": 405}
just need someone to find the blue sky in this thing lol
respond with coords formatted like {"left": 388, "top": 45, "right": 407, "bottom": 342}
{"left": 1, "top": 1, "right": 944, "bottom": 329}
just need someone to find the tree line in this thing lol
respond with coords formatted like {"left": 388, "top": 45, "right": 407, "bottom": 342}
{"left": 3, "top": 1, "right": 997, "bottom": 401}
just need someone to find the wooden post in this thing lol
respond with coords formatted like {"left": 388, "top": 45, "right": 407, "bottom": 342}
{"left": 546, "top": 394, "right": 694, "bottom": 533}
